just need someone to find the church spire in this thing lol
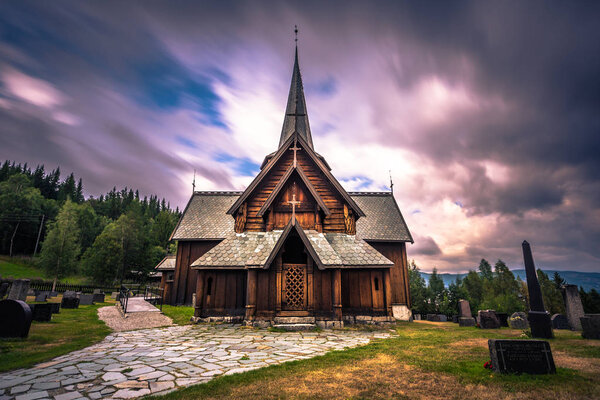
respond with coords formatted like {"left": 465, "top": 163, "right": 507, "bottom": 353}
{"left": 279, "top": 27, "right": 314, "bottom": 149}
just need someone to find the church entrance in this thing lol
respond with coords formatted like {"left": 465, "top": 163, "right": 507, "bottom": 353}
{"left": 282, "top": 263, "right": 307, "bottom": 310}
{"left": 280, "top": 233, "right": 309, "bottom": 314}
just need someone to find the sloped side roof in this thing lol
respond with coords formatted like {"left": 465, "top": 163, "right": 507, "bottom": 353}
{"left": 324, "top": 233, "right": 394, "bottom": 266}
{"left": 350, "top": 192, "right": 413, "bottom": 243}
{"left": 191, "top": 231, "right": 283, "bottom": 268}
{"left": 170, "top": 192, "right": 242, "bottom": 240}
{"left": 155, "top": 255, "right": 176, "bottom": 271}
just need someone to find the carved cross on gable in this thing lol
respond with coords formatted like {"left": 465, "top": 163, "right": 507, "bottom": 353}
{"left": 289, "top": 139, "right": 301, "bottom": 167}
{"left": 287, "top": 193, "right": 301, "bottom": 225}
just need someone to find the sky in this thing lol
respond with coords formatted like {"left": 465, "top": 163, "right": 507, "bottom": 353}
{"left": 0, "top": 1, "right": 599, "bottom": 274}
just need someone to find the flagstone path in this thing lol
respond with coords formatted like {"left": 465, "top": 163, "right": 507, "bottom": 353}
{"left": 0, "top": 325, "right": 392, "bottom": 400}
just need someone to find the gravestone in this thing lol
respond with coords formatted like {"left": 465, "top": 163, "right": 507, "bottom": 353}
{"left": 61, "top": 296, "right": 80, "bottom": 309}
{"left": 496, "top": 313, "right": 509, "bottom": 327}
{"left": 426, "top": 314, "right": 436, "bottom": 321}
{"left": 0, "top": 282, "right": 9, "bottom": 299}
{"left": 93, "top": 293, "right": 105, "bottom": 303}
{"left": 452, "top": 315, "right": 458, "bottom": 323}
{"left": 551, "top": 314, "right": 570, "bottom": 330}
{"left": 111, "top": 292, "right": 119, "bottom": 299}
{"left": 35, "top": 292, "right": 49, "bottom": 302}
{"left": 49, "top": 291, "right": 59, "bottom": 298}
{"left": 413, "top": 314, "right": 421, "bottom": 321}
{"left": 30, "top": 303, "right": 53, "bottom": 322}
{"left": 488, "top": 339, "right": 555, "bottom": 374}
{"left": 458, "top": 299, "right": 476, "bottom": 327}
{"left": 63, "top": 290, "right": 77, "bottom": 298}
{"left": 79, "top": 294, "right": 95, "bottom": 305}
{"left": 580, "top": 314, "right": 600, "bottom": 339}
{"left": 509, "top": 312, "right": 529, "bottom": 329}
{"left": 0, "top": 299, "right": 33, "bottom": 338}
{"left": 50, "top": 303, "right": 60, "bottom": 314}
{"left": 478, "top": 310, "right": 501, "bottom": 329}
{"left": 7, "top": 279, "right": 30, "bottom": 301}
{"left": 522, "top": 241, "right": 553, "bottom": 338}
{"left": 561, "top": 285, "right": 585, "bottom": 331}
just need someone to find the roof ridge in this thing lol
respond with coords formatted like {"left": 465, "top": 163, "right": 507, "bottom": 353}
{"left": 348, "top": 191, "right": 393, "bottom": 196}
{"left": 194, "top": 191, "right": 244, "bottom": 195}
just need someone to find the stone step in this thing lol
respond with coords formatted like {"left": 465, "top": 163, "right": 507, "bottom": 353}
{"left": 273, "top": 316, "right": 316, "bottom": 324}
{"left": 272, "top": 323, "right": 316, "bottom": 332}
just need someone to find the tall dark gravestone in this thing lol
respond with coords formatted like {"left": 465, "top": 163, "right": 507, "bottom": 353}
{"left": 522, "top": 241, "right": 553, "bottom": 338}
{"left": 0, "top": 299, "right": 33, "bottom": 338}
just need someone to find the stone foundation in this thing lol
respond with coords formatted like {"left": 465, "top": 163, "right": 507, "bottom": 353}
{"left": 191, "top": 315, "right": 244, "bottom": 324}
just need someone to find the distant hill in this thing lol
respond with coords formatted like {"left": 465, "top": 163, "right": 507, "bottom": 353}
{"left": 419, "top": 270, "right": 600, "bottom": 291}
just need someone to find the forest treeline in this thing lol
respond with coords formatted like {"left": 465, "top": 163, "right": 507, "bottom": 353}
{"left": 409, "top": 258, "right": 600, "bottom": 316}
{"left": 0, "top": 160, "right": 180, "bottom": 285}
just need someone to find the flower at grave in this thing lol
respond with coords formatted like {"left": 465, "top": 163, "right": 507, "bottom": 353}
{"left": 483, "top": 360, "right": 493, "bottom": 369}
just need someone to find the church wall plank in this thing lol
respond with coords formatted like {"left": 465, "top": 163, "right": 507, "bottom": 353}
{"left": 367, "top": 242, "right": 410, "bottom": 306}
{"left": 170, "top": 241, "right": 220, "bottom": 305}
{"left": 198, "top": 270, "right": 246, "bottom": 317}
{"left": 359, "top": 270, "right": 373, "bottom": 309}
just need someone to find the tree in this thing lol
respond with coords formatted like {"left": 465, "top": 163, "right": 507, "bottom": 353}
{"left": 38, "top": 199, "right": 81, "bottom": 289}
{"left": 580, "top": 288, "right": 600, "bottom": 314}
{"left": 428, "top": 267, "right": 446, "bottom": 313}
{"left": 408, "top": 260, "right": 429, "bottom": 314}
{"left": 537, "top": 269, "right": 565, "bottom": 314}
{"left": 478, "top": 259, "right": 493, "bottom": 281}
{"left": 462, "top": 270, "right": 484, "bottom": 312}
{"left": 552, "top": 271, "right": 566, "bottom": 289}
{"left": 480, "top": 260, "right": 525, "bottom": 313}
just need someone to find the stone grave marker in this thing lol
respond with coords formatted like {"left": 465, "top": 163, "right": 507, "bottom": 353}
{"left": 496, "top": 313, "right": 509, "bottom": 327}
{"left": 50, "top": 302, "right": 60, "bottom": 314}
{"left": 478, "top": 310, "right": 501, "bottom": 329}
{"left": 551, "top": 314, "right": 570, "bottom": 330}
{"left": 111, "top": 291, "right": 119, "bottom": 299}
{"left": 0, "top": 282, "right": 9, "bottom": 298}
{"left": 522, "top": 241, "right": 553, "bottom": 338}
{"left": 580, "top": 314, "right": 600, "bottom": 339}
{"left": 509, "top": 312, "right": 529, "bottom": 329}
{"left": 426, "top": 314, "right": 436, "bottom": 321}
{"left": 35, "top": 292, "right": 49, "bottom": 302}
{"left": 49, "top": 291, "right": 59, "bottom": 297}
{"left": 30, "top": 303, "right": 53, "bottom": 322}
{"left": 0, "top": 299, "right": 33, "bottom": 338}
{"left": 488, "top": 339, "right": 555, "bottom": 374}
{"left": 562, "top": 284, "right": 585, "bottom": 331}
{"left": 7, "top": 279, "right": 30, "bottom": 302}
{"left": 93, "top": 292, "right": 105, "bottom": 303}
{"left": 452, "top": 315, "right": 458, "bottom": 323}
{"left": 79, "top": 293, "right": 95, "bottom": 305}
{"left": 413, "top": 314, "right": 421, "bottom": 320}
{"left": 458, "top": 299, "right": 476, "bottom": 327}
{"left": 63, "top": 290, "right": 77, "bottom": 298}
{"left": 61, "top": 295, "right": 80, "bottom": 309}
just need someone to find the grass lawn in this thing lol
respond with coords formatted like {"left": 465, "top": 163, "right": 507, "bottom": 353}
{"left": 0, "top": 256, "right": 90, "bottom": 284}
{"left": 0, "top": 301, "right": 112, "bottom": 372}
{"left": 151, "top": 321, "right": 600, "bottom": 400}
{"left": 161, "top": 305, "right": 194, "bottom": 325}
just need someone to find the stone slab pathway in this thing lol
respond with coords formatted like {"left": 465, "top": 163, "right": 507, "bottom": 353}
{"left": 0, "top": 325, "right": 391, "bottom": 400}
{"left": 124, "top": 298, "right": 160, "bottom": 313}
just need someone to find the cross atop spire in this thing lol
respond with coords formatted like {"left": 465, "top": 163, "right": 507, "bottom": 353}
{"left": 278, "top": 28, "right": 314, "bottom": 150}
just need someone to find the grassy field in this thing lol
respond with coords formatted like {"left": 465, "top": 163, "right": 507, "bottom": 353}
{"left": 0, "top": 301, "right": 112, "bottom": 372}
{"left": 151, "top": 321, "right": 600, "bottom": 400}
{"left": 161, "top": 305, "right": 194, "bottom": 325}
{"left": 0, "top": 256, "right": 90, "bottom": 284}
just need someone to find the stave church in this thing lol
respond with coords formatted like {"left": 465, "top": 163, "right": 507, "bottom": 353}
{"left": 158, "top": 43, "right": 414, "bottom": 327}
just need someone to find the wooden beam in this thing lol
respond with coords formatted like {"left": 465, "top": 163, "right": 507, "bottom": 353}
{"left": 194, "top": 270, "right": 205, "bottom": 318}
{"left": 332, "top": 269, "right": 342, "bottom": 320}
{"left": 245, "top": 269, "right": 258, "bottom": 321}
{"left": 383, "top": 268, "right": 393, "bottom": 316}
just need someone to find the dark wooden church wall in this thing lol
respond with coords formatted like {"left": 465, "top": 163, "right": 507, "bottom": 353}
{"left": 200, "top": 270, "right": 246, "bottom": 316}
{"left": 341, "top": 269, "right": 386, "bottom": 314}
{"left": 312, "top": 268, "right": 332, "bottom": 315}
{"left": 256, "top": 268, "right": 277, "bottom": 317}
{"left": 367, "top": 242, "right": 410, "bottom": 306}
{"left": 172, "top": 240, "right": 220, "bottom": 305}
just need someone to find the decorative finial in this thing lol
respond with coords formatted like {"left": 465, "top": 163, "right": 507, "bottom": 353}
{"left": 389, "top": 170, "right": 394, "bottom": 194}
{"left": 294, "top": 25, "right": 298, "bottom": 44}
{"left": 192, "top": 169, "right": 196, "bottom": 193}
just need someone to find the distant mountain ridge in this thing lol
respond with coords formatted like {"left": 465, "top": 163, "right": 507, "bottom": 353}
{"left": 419, "top": 270, "right": 600, "bottom": 291}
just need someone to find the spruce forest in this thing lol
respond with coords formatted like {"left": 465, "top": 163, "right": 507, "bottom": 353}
{"left": 0, "top": 160, "right": 180, "bottom": 285}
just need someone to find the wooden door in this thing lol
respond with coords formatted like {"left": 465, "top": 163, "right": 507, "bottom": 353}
{"left": 282, "top": 263, "right": 307, "bottom": 311}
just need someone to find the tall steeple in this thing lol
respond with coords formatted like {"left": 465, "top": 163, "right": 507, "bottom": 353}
{"left": 279, "top": 28, "right": 314, "bottom": 150}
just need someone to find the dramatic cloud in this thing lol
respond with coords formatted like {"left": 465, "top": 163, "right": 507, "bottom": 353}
{"left": 0, "top": 1, "right": 598, "bottom": 273}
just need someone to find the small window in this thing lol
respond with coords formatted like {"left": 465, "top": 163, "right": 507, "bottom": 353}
{"left": 374, "top": 277, "right": 379, "bottom": 291}
{"left": 206, "top": 277, "right": 213, "bottom": 295}
{"left": 166, "top": 272, "right": 174, "bottom": 282}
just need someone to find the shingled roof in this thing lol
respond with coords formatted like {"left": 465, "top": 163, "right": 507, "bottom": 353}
{"left": 191, "top": 221, "right": 393, "bottom": 270}
{"left": 155, "top": 254, "right": 176, "bottom": 271}
{"left": 171, "top": 191, "right": 412, "bottom": 242}
{"left": 170, "top": 191, "right": 242, "bottom": 240}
